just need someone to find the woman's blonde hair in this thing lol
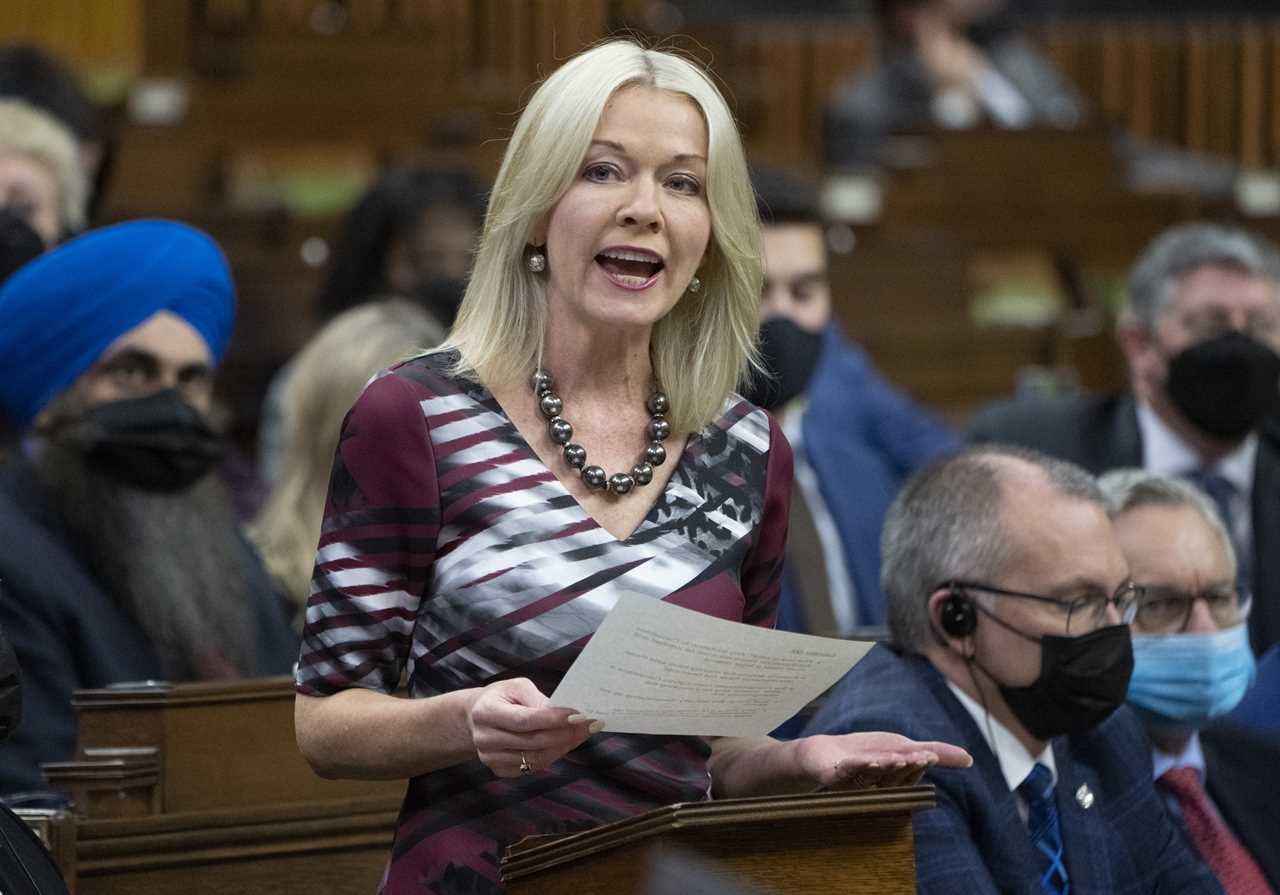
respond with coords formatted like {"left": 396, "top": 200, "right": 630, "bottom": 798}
{"left": 439, "top": 39, "right": 761, "bottom": 435}
{"left": 0, "top": 99, "right": 86, "bottom": 236}
{"left": 250, "top": 299, "right": 445, "bottom": 614}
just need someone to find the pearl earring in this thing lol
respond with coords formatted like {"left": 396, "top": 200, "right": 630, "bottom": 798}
{"left": 527, "top": 249, "right": 546, "bottom": 273}
{"left": 687, "top": 275, "right": 702, "bottom": 293}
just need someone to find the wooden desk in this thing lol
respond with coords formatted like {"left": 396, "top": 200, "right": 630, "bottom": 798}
{"left": 503, "top": 786, "right": 934, "bottom": 895}
{"left": 27, "top": 677, "right": 403, "bottom": 894}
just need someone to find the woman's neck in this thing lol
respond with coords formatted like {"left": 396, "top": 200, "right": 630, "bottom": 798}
{"left": 538, "top": 317, "right": 655, "bottom": 405}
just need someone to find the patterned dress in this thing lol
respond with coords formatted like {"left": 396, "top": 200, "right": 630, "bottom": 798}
{"left": 295, "top": 352, "right": 793, "bottom": 894}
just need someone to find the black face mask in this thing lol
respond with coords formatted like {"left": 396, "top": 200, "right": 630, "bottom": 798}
{"left": 53, "top": 389, "right": 226, "bottom": 492}
{"left": 992, "top": 624, "right": 1134, "bottom": 741}
{"left": 969, "top": 604, "right": 1134, "bottom": 741}
{"left": 1165, "top": 331, "right": 1280, "bottom": 441}
{"left": 0, "top": 627, "right": 21, "bottom": 743}
{"left": 743, "top": 318, "right": 825, "bottom": 410}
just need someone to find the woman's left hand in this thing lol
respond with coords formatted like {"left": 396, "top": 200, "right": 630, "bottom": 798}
{"left": 794, "top": 732, "right": 972, "bottom": 791}
{"left": 707, "top": 731, "right": 973, "bottom": 798}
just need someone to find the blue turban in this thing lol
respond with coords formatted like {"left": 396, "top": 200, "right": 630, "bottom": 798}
{"left": 0, "top": 220, "right": 235, "bottom": 428}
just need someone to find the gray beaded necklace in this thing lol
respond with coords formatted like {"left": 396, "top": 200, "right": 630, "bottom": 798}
{"left": 530, "top": 368, "right": 670, "bottom": 496}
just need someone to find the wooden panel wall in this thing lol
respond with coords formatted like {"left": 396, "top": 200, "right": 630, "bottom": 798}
{"left": 5, "top": 5, "right": 1280, "bottom": 428}
{"left": 0, "top": 0, "right": 144, "bottom": 75}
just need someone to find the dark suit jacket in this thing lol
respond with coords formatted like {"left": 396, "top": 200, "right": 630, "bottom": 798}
{"left": 968, "top": 391, "right": 1280, "bottom": 656}
{"left": 1200, "top": 720, "right": 1280, "bottom": 887}
{"left": 0, "top": 462, "right": 298, "bottom": 802}
{"left": 803, "top": 645, "right": 1222, "bottom": 895}
{"left": 823, "top": 34, "right": 1086, "bottom": 168}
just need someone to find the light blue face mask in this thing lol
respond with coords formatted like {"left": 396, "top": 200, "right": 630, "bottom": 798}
{"left": 1127, "top": 623, "right": 1256, "bottom": 732}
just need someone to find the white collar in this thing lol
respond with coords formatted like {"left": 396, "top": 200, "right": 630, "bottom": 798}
{"left": 947, "top": 680, "right": 1057, "bottom": 793}
{"left": 1151, "top": 729, "right": 1206, "bottom": 782}
{"left": 1136, "top": 399, "right": 1257, "bottom": 495}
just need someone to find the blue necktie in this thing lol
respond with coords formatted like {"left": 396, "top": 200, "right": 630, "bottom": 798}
{"left": 1018, "top": 763, "right": 1070, "bottom": 895}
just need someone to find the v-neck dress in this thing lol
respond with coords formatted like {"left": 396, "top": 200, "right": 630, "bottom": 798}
{"left": 295, "top": 350, "right": 793, "bottom": 894}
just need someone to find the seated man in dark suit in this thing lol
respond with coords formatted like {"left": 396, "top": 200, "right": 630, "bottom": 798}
{"left": 1100, "top": 469, "right": 1279, "bottom": 891}
{"left": 803, "top": 445, "right": 1220, "bottom": 894}
{"left": 970, "top": 222, "right": 1280, "bottom": 657}
{"left": 824, "top": 0, "right": 1085, "bottom": 170}
{"left": 748, "top": 166, "right": 960, "bottom": 636}
{"left": 0, "top": 220, "right": 298, "bottom": 805}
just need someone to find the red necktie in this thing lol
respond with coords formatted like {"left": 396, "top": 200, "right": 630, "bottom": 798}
{"left": 1158, "top": 766, "right": 1273, "bottom": 895}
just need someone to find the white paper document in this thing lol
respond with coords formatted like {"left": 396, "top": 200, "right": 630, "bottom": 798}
{"left": 548, "top": 594, "right": 876, "bottom": 736}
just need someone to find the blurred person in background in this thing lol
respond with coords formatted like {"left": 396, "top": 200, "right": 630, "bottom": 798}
{"left": 824, "top": 0, "right": 1084, "bottom": 170}
{"left": 0, "top": 44, "right": 111, "bottom": 222}
{"left": 0, "top": 627, "right": 70, "bottom": 893}
{"left": 824, "top": 0, "right": 1234, "bottom": 194}
{"left": 748, "top": 165, "right": 959, "bottom": 638}
{"left": 0, "top": 99, "right": 87, "bottom": 248}
{"left": 259, "top": 164, "right": 485, "bottom": 484}
{"left": 1101, "top": 468, "right": 1278, "bottom": 891}
{"left": 315, "top": 163, "right": 485, "bottom": 327}
{"left": 971, "top": 223, "right": 1280, "bottom": 656}
{"left": 0, "top": 221, "right": 297, "bottom": 805}
{"left": 250, "top": 299, "right": 444, "bottom": 624}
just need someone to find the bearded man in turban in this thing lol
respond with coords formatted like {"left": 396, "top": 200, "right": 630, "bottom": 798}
{"left": 0, "top": 220, "right": 297, "bottom": 804}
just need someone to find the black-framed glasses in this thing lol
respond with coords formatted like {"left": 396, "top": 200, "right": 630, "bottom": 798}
{"left": 941, "top": 579, "right": 1143, "bottom": 634}
{"left": 1133, "top": 587, "right": 1252, "bottom": 634}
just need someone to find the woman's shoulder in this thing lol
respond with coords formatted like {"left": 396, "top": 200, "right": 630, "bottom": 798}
{"left": 346, "top": 349, "right": 484, "bottom": 429}
{"left": 703, "top": 394, "right": 782, "bottom": 454}
{"left": 364, "top": 349, "right": 481, "bottom": 402}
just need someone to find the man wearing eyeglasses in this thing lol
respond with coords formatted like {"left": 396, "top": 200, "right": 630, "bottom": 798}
{"left": 970, "top": 222, "right": 1280, "bottom": 658}
{"left": 1100, "top": 469, "right": 1279, "bottom": 891}
{"left": 803, "top": 445, "right": 1220, "bottom": 894}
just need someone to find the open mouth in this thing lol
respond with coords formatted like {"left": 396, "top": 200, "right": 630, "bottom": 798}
{"left": 595, "top": 248, "right": 664, "bottom": 288}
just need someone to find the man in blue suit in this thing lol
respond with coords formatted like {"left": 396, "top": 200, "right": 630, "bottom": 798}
{"left": 804, "top": 445, "right": 1220, "bottom": 894}
{"left": 749, "top": 167, "right": 959, "bottom": 637}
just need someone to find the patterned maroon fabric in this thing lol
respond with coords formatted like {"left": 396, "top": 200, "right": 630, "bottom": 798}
{"left": 1159, "top": 767, "right": 1273, "bottom": 895}
{"left": 296, "top": 352, "right": 793, "bottom": 894}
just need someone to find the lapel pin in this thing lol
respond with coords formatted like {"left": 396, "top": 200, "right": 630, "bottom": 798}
{"left": 1075, "top": 783, "right": 1094, "bottom": 809}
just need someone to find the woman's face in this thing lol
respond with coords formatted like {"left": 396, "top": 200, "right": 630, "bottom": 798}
{"left": 0, "top": 152, "right": 60, "bottom": 247}
{"left": 539, "top": 86, "right": 711, "bottom": 335}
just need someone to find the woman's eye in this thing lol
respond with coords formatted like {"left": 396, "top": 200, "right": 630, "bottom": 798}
{"left": 667, "top": 175, "right": 701, "bottom": 195}
{"left": 584, "top": 163, "right": 616, "bottom": 182}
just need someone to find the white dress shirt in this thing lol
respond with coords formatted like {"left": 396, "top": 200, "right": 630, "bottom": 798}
{"left": 781, "top": 403, "right": 858, "bottom": 635}
{"left": 948, "top": 680, "right": 1057, "bottom": 823}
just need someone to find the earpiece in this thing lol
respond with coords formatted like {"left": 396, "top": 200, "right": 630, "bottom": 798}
{"left": 939, "top": 586, "right": 977, "bottom": 638}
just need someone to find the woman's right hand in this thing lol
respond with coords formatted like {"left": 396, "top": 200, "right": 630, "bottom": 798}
{"left": 466, "top": 678, "right": 597, "bottom": 777}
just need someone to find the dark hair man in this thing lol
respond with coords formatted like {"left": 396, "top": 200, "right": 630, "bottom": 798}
{"left": 749, "top": 166, "right": 959, "bottom": 636}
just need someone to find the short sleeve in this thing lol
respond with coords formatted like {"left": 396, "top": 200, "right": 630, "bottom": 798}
{"left": 295, "top": 370, "right": 441, "bottom": 696}
{"left": 739, "top": 411, "right": 794, "bottom": 629}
